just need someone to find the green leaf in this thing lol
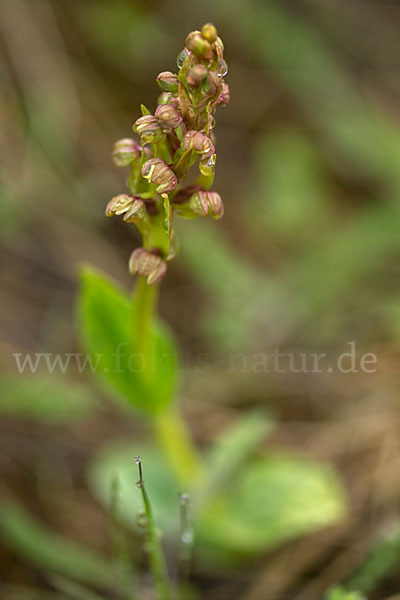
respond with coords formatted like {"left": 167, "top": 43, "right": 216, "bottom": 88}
{"left": 140, "top": 104, "right": 151, "bottom": 116}
{"left": 89, "top": 440, "right": 347, "bottom": 564}
{"left": 196, "top": 410, "right": 275, "bottom": 511}
{"left": 0, "top": 376, "right": 95, "bottom": 423}
{"left": 0, "top": 501, "right": 112, "bottom": 587}
{"left": 50, "top": 576, "right": 108, "bottom": 600}
{"left": 198, "top": 452, "right": 347, "bottom": 559}
{"left": 346, "top": 524, "right": 400, "bottom": 594}
{"left": 77, "top": 266, "right": 178, "bottom": 414}
{"left": 325, "top": 587, "right": 366, "bottom": 600}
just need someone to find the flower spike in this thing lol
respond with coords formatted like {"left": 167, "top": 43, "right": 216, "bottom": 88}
{"left": 107, "top": 23, "right": 229, "bottom": 284}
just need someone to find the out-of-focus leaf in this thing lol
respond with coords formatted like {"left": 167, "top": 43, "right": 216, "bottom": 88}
{"left": 78, "top": 2, "right": 174, "bottom": 73}
{"left": 50, "top": 576, "right": 108, "bottom": 600}
{"left": 0, "top": 501, "right": 112, "bottom": 587}
{"left": 198, "top": 452, "right": 347, "bottom": 558}
{"left": 196, "top": 410, "right": 274, "bottom": 510}
{"left": 90, "top": 440, "right": 346, "bottom": 564}
{"left": 346, "top": 524, "right": 400, "bottom": 594}
{"left": 0, "top": 176, "right": 26, "bottom": 241}
{"left": 247, "top": 132, "right": 334, "bottom": 243}
{"left": 178, "top": 219, "right": 279, "bottom": 351}
{"left": 211, "top": 0, "right": 400, "bottom": 184}
{"left": 77, "top": 266, "right": 178, "bottom": 414}
{"left": 325, "top": 587, "right": 366, "bottom": 600}
{"left": 1, "top": 586, "right": 65, "bottom": 600}
{"left": 288, "top": 203, "right": 400, "bottom": 314}
{"left": 0, "top": 376, "right": 95, "bottom": 422}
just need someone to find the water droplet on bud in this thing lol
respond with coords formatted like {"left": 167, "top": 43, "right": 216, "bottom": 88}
{"left": 176, "top": 49, "right": 187, "bottom": 69}
{"left": 217, "top": 59, "right": 228, "bottom": 77}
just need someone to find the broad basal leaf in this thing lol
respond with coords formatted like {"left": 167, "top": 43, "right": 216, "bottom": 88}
{"left": 77, "top": 266, "right": 178, "bottom": 414}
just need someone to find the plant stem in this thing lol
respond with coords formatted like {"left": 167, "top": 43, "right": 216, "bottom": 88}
{"left": 133, "top": 277, "right": 203, "bottom": 487}
{"left": 135, "top": 457, "right": 172, "bottom": 600}
{"left": 133, "top": 276, "right": 158, "bottom": 376}
{"left": 154, "top": 409, "right": 203, "bottom": 487}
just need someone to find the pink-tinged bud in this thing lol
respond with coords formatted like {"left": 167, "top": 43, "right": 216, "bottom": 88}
{"left": 187, "top": 64, "right": 208, "bottom": 87}
{"left": 156, "top": 71, "right": 179, "bottom": 94}
{"left": 123, "top": 198, "right": 146, "bottom": 223}
{"left": 201, "top": 23, "right": 218, "bottom": 44}
{"left": 133, "top": 115, "right": 164, "bottom": 144}
{"left": 112, "top": 138, "right": 141, "bottom": 167}
{"left": 182, "top": 130, "right": 215, "bottom": 157}
{"left": 189, "top": 190, "right": 224, "bottom": 219}
{"left": 105, "top": 194, "right": 136, "bottom": 217}
{"left": 128, "top": 248, "right": 167, "bottom": 285}
{"left": 155, "top": 104, "right": 183, "bottom": 131}
{"left": 217, "top": 82, "right": 230, "bottom": 106}
{"left": 185, "top": 31, "right": 212, "bottom": 60}
{"left": 141, "top": 158, "right": 177, "bottom": 194}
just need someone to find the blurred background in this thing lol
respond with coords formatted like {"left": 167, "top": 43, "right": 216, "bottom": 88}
{"left": 2, "top": 0, "right": 400, "bottom": 598}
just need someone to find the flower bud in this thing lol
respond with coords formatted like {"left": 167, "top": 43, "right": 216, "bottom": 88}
{"left": 187, "top": 64, "right": 208, "bottom": 87}
{"left": 112, "top": 138, "right": 141, "bottom": 167}
{"left": 155, "top": 104, "right": 183, "bottom": 131}
{"left": 129, "top": 248, "right": 167, "bottom": 285}
{"left": 190, "top": 190, "right": 224, "bottom": 219}
{"left": 156, "top": 71, "right": 179, "bottom": 94}
{"left": 123, "top": 198, "right": 146, "bottom": 223}
{"left": 182, "top": 130, "right": 215, "bottom": 157}
{"left": 105, "top": 194, "right": 137, "bottom": 217}
{"left": 133, "top": 115, "right": 164, "bottom": 144}
{"left": 217, "top": 82, "right": 230, "bottom": 106}
{"left": 201, "top": 23, "right": 218, "bottom": 44}
{"left": 141, "top": 158, "right": 177, "bottom": 194}
{"left": 185, "top": 31, "right": 212, "bottom": 60}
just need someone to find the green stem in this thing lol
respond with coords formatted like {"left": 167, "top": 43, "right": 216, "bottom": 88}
{"left": 133, "top": 277, "right": 203, "bottom": 487}
{"left": 133, "top": 276, "right": 158, "bottom": 375}
{"left": 135, "top": 458, "right": 172, "bottom": 600}
{"left": 154, "top": 409, "right": 203, "bottom": 487}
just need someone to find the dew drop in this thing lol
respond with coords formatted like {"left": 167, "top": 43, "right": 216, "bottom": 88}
{"left": 206, "top": 154, "right": 216, "bottom": 167}
{"left": 176, "top": 49, "right": 187, "bottom": 69}
{"left": 136, "top": 509, "right": 147, "bottom": 528}
{"left": 181, "top": 530, "right": 193, "bottom": 544}
{"left": 217, "top": 59, "right": 228, "bottom": 77}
